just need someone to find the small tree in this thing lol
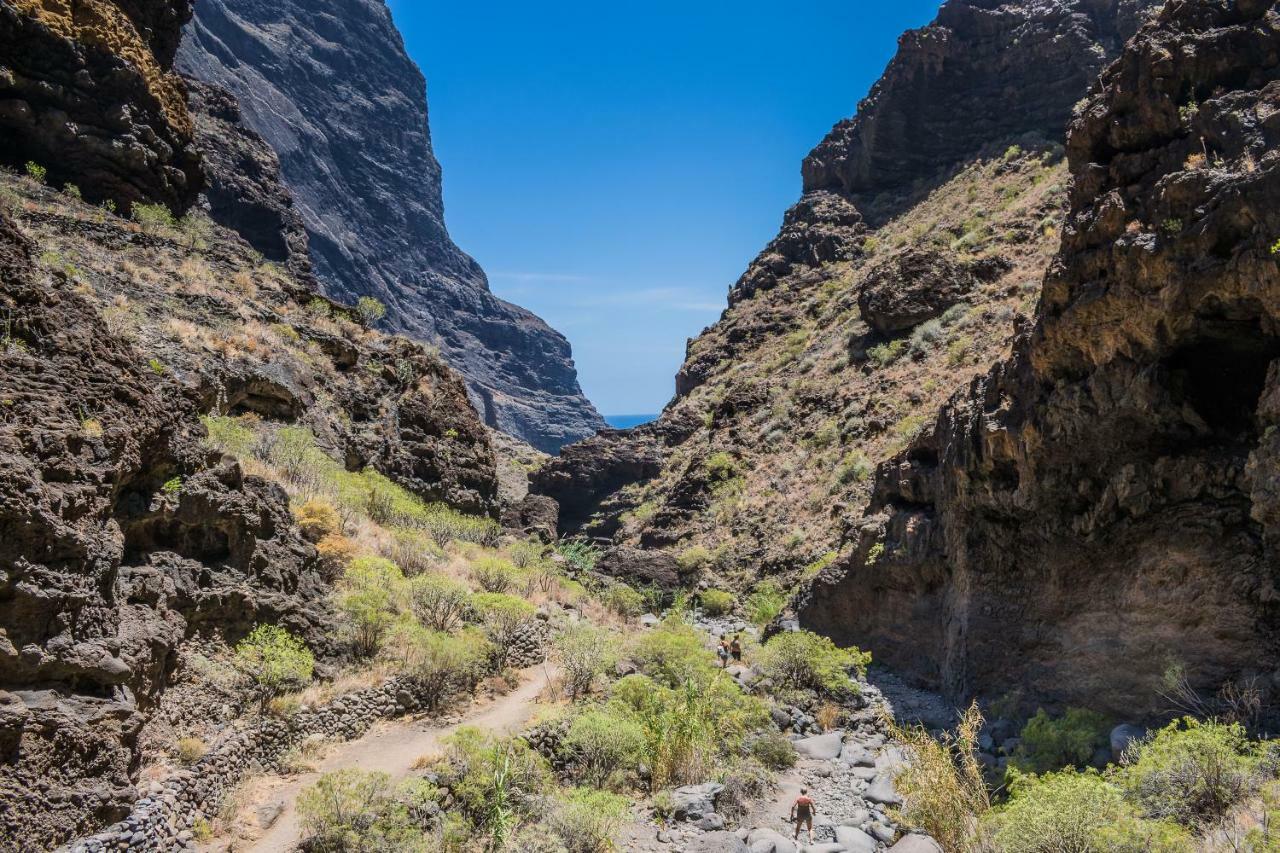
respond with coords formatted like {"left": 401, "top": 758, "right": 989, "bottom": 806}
{"left": 470, "top": 592, "right": 535, "bottom": 670}
{"left": 554, "top": 622, "right": 618, "bottom": 699}
{"left": 235, "top": 624, "right": 315, "bottom": 709}
{"left": 757, "top": 630, "right": 870, "bottom": 698}
{"left": 407, "top": 572, "right": 471, "bottom": 632}
{"left": 337, "top": 556, "right": 406, "bottom": 657}
{"left": 356, "top": 296, "right": 387, "bottom": 327}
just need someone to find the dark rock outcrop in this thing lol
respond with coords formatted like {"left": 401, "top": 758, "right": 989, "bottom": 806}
{"left": 799, "top": 0, "right": 1280, "bottom": 721}
{"left": 0, "top": 211, "right": 331, "bottom": 845}
{"left": 175, "top": 0, "right": 604, "bottom": 453}
{"left": 185, "top": 79, "right": 313, "bottom": 282}
{"left": 803, "top": 0, "right": 1157, "bottom": 224}
{"left": 0, "top": 0, "right": 202, "bottom": 212}
{"left": 858, "top": 248, "right": 975, "bottom": 335}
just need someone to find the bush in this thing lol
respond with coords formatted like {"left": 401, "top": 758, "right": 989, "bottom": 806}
{"left": 470, "top": 556, "right": 521, "bottom": 593}
{"left": 469, "top": 592, "right": 535, "bottom": 669}
{"left": 836, "top": 451, "right": 874, "bottom": 485}
{"left": 555, "top": 538, "right": 599, "bottom": 572}
{"left": 355, "top": 296, "right": 387, "bottom": 326}
{"left": 699, "top": 589, "right": 734, "bottom": 617}
{"left": 867, "top": 339, "right": 907, "bottom": 367}
{"left": 177, "top": 737, "right": 207, "bottom": 765}
{"left": 985, "top": 769, "right": 1191, "bottom": 853}
{"left": 890, "top": 702, "right": 991, "bottom": 852}
{"left": 294, "top": 497, "right": 341, "bottom": 542}
{"left": 555, "top": 621, "right": 618, "bottom": 700}
{"left": 751, "top": 731, "right": 798, "bottom": 770}
{"left": 407, "top": 573, "right": 471, "bottom": 632}
{"left": 631, "top": 617, "right": 715, "bottom": 687}
{"left": 676, "top": 545, "right": 712, "bottom": 574}
{"left": 1116, "top": 717, "right": 1259, "bottom": 827}
{"left": 234, "top": 624, "right": 315, "bottom": 709}
{"left": 1016, "top": 707, "right": 1110, "bottom": 773}
{"left": 599, "top": 582, "right": 645, "bottom": 617}
{"left": 704, "top": 451, "right": 737, "bottom": 481}
{"left": 337, "top": 557, "right": 406, "bottom": 657}
{"left": 545, "top": 787, "right": 631, "bottom": 853}
{"left": 506, "top": 540, "right": 544, "bottom": 569}
{"left": 757, "top": 630, "right": 869, "bottom": 698}
{"left": 565, "top": 710, "right": 646, "bottom": 788}
{"left": 391, "top": 624, "right": 492, "bottom": 710}
{"left": 386, "top": 527, "right": 444, "bottom": 575}
{"left": 317, "top": 534, "right": 360, "bottom": 574}
{"left": 24, "top": 161, "right": 46, "bottom": 183}
{"left": 717, "top": 759, "right": 773, "bottom": 821}
{"left": 745, "top": 582, "right": 787, "bottom": 627}
{"left": 442, "top": 727, "right": 552, "bottom": 847}
{"left": 133, "top": 202, "right": 177, "bottom": 232}
{"left": 297, "top": 769, "right": 437, "bottom": 852}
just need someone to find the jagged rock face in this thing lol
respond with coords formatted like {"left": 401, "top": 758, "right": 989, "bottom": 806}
{"left": 0, "top": 0, "right": 202, "bottom": 212}
{"left": 185, "top": 79, "right": 313, "bottom": 282}
{"left": 799, "top": 0, "right": 1280, "bottom": 721}
{"left": 0, "top": 212, "right": 332, "bottom": 844}
{"left": 175, "top": 0, "right": 604, "bottom": 453}
{"left": 803, "top": 0, "right": 1157, "bottom": 224}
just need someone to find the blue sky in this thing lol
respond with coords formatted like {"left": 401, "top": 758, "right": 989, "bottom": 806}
{"left": 386, "top": 1, "right": 942, "bottom": 415}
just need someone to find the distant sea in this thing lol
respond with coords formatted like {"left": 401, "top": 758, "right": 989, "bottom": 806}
{"left": 605, "top": 414, "right": 658, "bottom": 429}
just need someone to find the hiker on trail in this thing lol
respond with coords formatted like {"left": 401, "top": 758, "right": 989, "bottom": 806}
{"left": 717, "top": 638, "right": 730, "bottom": 668}
{"left": 791, "top": 788, "right": 816, "bottom": 843}
{"left": 730, "top": 634, "right": 743, "bottom": 663}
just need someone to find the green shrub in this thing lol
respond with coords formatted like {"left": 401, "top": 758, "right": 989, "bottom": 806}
{"left": 62, "top": 183, "right": 82, "bottom": 201}
{"left": 700, "top": 589, "right": 734, "bottom": 617}
{"left": 751, "top": 731, "right": 798, "bottom": 770}
{"left": 555, "top": 538, "right": 599, "bottom": 573}
{"left": 745, "top": 581, "right": 787, "bottom": 627}
{"left": 337, "top": 557, "right": 406, "bottom": 657}
{"left": 356, "top": 296, "right": 387, "bottom": 326}
{"left": 407, "top": 572, "right": 471, "bottom": 632}
{"left": 891, "top": 702, "right": 991, "bottom": 852}
{"left": 599, "top": 582, "right": 645, "bottom": 617}
{"left": 234, "top": 624, "right": 315, "bottom": 708}
{"left": 1015, "top": 707, "right": 1110, "bottom": 773}
{"left": 985, "top": 769, "right": 1191, "bottom": 853}
{"left": 704, "top": 451, "right": 737, "bottom": 481}
{"left": 565, "top": 710, "right": 646, "bottom": 788}
{"left": 442, "top": 727, "right": 552, "bottom": 848}
{"left": 867, "top": 339, "right": 907, "bottom": 367}
{"left": 757, "top": 630, "right": 869, "bottom": 698}
{"left": 676, "top": 545, "right": 713, "bottom": 574}
{"left": 469, "top": 593, "right": 535, "bottom": 669}
{"left": 506, "top": 540, "right": 544, "bottom": 569}
{"left": 555, "top": 622, "right": 619, "bottom": 699}
{"left": 133, "top": 202, "right": 177, "bottom": 232}
{"left": 836, "top": 451, "right": 873, "bottom": 485}
{"left": 546, "top": 787, "right": 631, "bottom": 853}
{"left": 297, "top": 769, "right": 438, "bottom": 852}
{"left": 390, "top": 623, "right": 491, "bottom": 710}
{"left": 631, "top": 617, "right": 715, "bottom": 687}
{"left": 470, "top": 556, "right": 521, "bottom": 593}
{"left": 1116, "top": 717, "right": 1259, "bottom": 827}
{"left": 24, "top": 161, "right": 46, "bottom": 183}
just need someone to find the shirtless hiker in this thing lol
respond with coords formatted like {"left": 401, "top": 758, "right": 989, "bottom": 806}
{"left": 791, "top": 788, "right": 816, "bottom": 843}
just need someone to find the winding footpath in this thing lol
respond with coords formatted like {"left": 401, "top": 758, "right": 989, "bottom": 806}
{"left": 205, "top": 664, "right": 557, "bottom": 853}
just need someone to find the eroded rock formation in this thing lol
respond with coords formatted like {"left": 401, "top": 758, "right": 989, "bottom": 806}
{"left": 175, "top": 0, "right": 604, "bottom": 453}
{"left": 0, "top": 0, "right": 202, "bottom": 212}
{"left": 799, "top": 0, "right": 1280, "bottom": 721}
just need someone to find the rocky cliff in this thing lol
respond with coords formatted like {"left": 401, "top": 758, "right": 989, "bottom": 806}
{"left": 175, "top": 0, "right": 604, "bottom": 453}
{"left": 799, "top": 0, "right": 1280, "bottom": 722}
{"left": 0, "top": 0, "right": 203, "bottom": 212}
{"left": 534, "top": 0, "right": 1154, "bottom": 583}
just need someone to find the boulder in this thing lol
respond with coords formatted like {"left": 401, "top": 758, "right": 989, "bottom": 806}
{"left": 890, "top": 835, "right": 944, "bottom": 853}
{"left": 597, "top": 545, "right": 682, "bottom": 588}
{"left": 747, "top": 828, "right": 799, "bottom": 853}
{"left": 835, "top": 826, "right": 878, "bottom": 853}
{"left": 857, "top": 249, "right": 974, "bottom": 335}
{"left": 794, "top": 732, "right": 845, "bottom": 760}
{"left": 686, "top": 831, "right": 750, "bottom": 853}
{"left": 1110, "top": 723, "right": 1148, "bottom": 761}
{"left": 671, "top": 782, "right": 723, "bottom": 821}
{"left": 864, "top": 776, "right": 903, "bottom": 807}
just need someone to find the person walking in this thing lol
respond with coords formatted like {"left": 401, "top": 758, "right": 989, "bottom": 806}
{"left": 717, "top": 637, "right": 730, "bottom": 668}
{"left": 729, "top": 634, "right": 743, "bottom": 663}
{"left": 791, "top": 788, "right": 816, "bottom": 843}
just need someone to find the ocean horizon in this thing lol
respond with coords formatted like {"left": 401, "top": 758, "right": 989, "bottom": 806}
{"left": 605, "top": 414, "right": 658, "bottom": 429}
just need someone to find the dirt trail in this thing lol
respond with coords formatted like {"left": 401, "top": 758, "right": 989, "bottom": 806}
{"left": 205, "top": 664, "right": 556, "bottom": 853}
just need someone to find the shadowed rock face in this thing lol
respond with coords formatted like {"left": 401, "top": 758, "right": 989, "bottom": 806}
{"left": 799, "top": 0, "right": 1280, "bottom": 722}
{"left": 175, "top": 0, "right": 604, "bottom": 453}
{"left": 0, "top": 212, "right": 333, "bottom": 844}
{"left": 0, "top": 0, "right": 203, "bottom": 212}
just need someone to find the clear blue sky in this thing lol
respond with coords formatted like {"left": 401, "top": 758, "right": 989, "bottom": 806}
{"left": 386, "top": 1, "right": 942, "bottom": 415}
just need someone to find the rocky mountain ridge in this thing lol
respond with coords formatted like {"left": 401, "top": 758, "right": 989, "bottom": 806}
{"left": 534, "top": 0, "right": 1156, "bottom": 588}
{"left": 175, "top": 0, "right": 605, "bottom": 453}
{"left": 799, "top": 0, "right": 1280, "bottom": 722}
